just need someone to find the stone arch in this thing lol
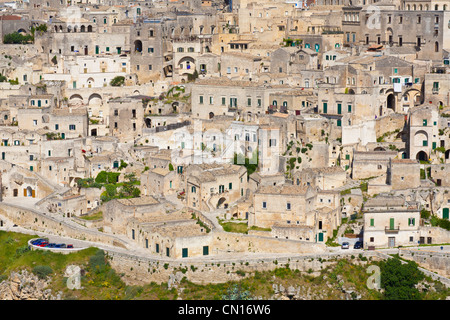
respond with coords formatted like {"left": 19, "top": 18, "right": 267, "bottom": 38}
{"left": 80, "top": 25, "right": 86, "bottom": 32}
{"left": 217, "top": 197, "right": 226, "bottom": 208}
{"left": 88, "top": 25, "right": 93, "bottom": 32}
{"left": 69, "top": 94, "right": 84, "bottom": 105}
{"left": 26, "top": 186, "right": 33, "bottom": 197}
{"left": 416, "top": 151, "right": 428, "bottom": 161}
{"left": 208, "top": 112, "right": 214, "bottom": 119}
{"left": 178, "top": 56, "right": 195, "bottom": 71}
{"left": 17, "top": 28, "right": 27, "bottom": 34}
{"left": 86, "top": 77, "right": 95, "bottom": 88}
{"left": 374, "top": 147, "right": 386, "bottom": 151}
{"left": 414, "top": 130, "right": 428, "bottom": 147}
{"left": 387, "top": 93, "right": 395, "bottom": 110}
{"left": 88, "top": 93, "right": 102, "bottom": 106}
{"left": 134, "top": 40, "right": 143, "bottom": 52}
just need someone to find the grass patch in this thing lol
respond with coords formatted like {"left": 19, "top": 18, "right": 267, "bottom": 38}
{"left": 79, "top": 211, "right": 103, "bottom": 221}
{"left": 219, "top": 221, "right": 249, "bottom": 234}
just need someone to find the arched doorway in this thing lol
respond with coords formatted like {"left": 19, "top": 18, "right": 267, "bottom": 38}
{"left": 134, "top": 40, "right": 143, "bottom": 53}
{"left": 209, "top": 112, "right": 214, "bottom": 119}
{"left": 416, "top": 151, "right": 428, "bottom": 161}
{"left": 217, "top": 197, "right": 226, "bottom": 208}
{"left": 26, "top": 186, "right": 33, "bottom": 197}
{"left": 387, "top": 93, "right": 395, "bottom": 110}
{"left": 91, "top": 128, "right": 97, "bottom": 136}
{"left": 445, "top": 149, "right": 450, "bottom": 160}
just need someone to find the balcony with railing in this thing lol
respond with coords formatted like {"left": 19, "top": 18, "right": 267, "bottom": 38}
{"left": 385, "top": 226, "right": 400, "bottom": 233}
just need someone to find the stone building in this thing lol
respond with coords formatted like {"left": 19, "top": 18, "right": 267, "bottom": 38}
{"left": 185, "top": 162, "right": 248, "bottom": 211}
{"left": 108, "top": 96, "right": 144, "bottom": 142}
{"left": 140, "top": 167, "right": 179, "bottom": 197}
{"left": 363, "top": 195, "right": 421, "bottom": 249}
{"left": 250, "top": 184, "right": 340, "bottom": 243}
{"left": 351, "top": 150, "right": 398, "bottom": 180}
{"left": 342, "top": 5, "right": 450, "bottom": 62}
{"left": 293, "top": 166, "right": 347, "bottom": 190}
{"left": 407, "top": 105, "right": 440, "bottom": 161}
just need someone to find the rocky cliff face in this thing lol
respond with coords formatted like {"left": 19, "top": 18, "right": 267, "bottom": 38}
{"left": 0, "top": 270, "right": 62, "bottom": 300}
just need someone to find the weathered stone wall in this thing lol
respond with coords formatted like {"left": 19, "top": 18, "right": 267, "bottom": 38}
{"left": 399, "top": 248, "right": 450, "bottom": 278}
{"left": 0, "top": 203, "right": 128, "bottom": 249}
{"left": 107, "top": 250, "right": 386, "bottom": 286}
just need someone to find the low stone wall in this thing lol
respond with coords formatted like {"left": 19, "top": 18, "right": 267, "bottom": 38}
{"left": 0, "top": 203, "right": 128, "bottom": 249}
{"left": 189, "top": 209, "right": 215, "bottom": 232}
{"left": 210, "top": 232, "right": 326, "bottom": 255}
{"left": 399, "top": 248, "right": 450, "bottom": 278}
{"left": 107, "top": 250, "right": 386, "bottom": 286}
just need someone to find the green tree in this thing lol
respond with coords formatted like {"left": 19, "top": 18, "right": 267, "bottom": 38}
{"left": 110, "top": 76, "right": 125, "bottom": 87}
{"left": 3, "top": 32, "right": 33, "bottom": 44}
{"left": 380, "top": 257, "right": 424, "bottom": 300}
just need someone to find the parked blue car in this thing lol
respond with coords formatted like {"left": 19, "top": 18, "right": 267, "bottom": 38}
{"left": 31, "top": 238, "right": 47, "bottom": 244}
{"left": 55, "top": 244, "right": 66, "bottom": 248}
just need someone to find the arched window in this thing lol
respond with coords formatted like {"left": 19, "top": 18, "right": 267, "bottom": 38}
{"left": 435, "top": 41, "right": 439, "bottom": 52}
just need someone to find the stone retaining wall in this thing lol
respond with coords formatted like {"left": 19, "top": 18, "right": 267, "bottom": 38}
{"left": 107, "top": 250, "right": 386, "bottom": 286}
{"left": 0, "top": 203, "right": 128, "bottom": 249}
{"left": 399, "top": 248, "right": 450, "bottom": 278}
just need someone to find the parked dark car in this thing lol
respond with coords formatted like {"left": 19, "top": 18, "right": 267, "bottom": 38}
{"left": 31, "top": 239, "right": 46, "bottom": 245}
{"left": 67, "top": 244, "right": 73, "bottom": 248}
{"left": 55, "top": 244, "right": 66, "bottom": 248}
{"left": 354, "top": 241, "right": 363, "bottom": 249}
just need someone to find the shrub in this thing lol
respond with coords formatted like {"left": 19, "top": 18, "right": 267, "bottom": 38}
{"left": 89, "top": 250, "right": 106, "bottom": 272}
{"left": 235, "top": 270, "right": 246, "bottom": 277}
{"left": 32, "top": 265, "right": 53, "bottom": 279}
{"left": 119, "top": 160, "right": 128, "bottom": 170}
{"left": 420, "top": 209, "right": 431, "bottom": 219}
